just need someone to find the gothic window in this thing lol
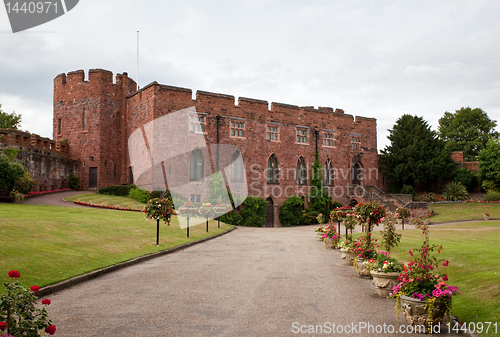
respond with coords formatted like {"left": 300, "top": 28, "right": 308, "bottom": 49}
{"left": 352, "top": 136, "right": 361, "bottom": 150}
{"left": 267, "top": 125, "right": 279, "bottom": 141}
{"left": 296, "top": 156, "right": 307, "bottom": 185}
{"left": 267, "top": 154, "right": 279, "bottom": 184}
{"left": 324, "top": 160, "right": 334, "bottom": 186}
{"left": 189, "top": 115, "right": 205, "bottom": 133}
{"left": 231, "top": 150, "right": 244, "bottom": 181}
{"left": 190, "top": 148, "right": 204, "bottom": 180}
{"left": 230, "top": 121, "right": 245, "bottom": 137}
{"left": 296, "top": 128, "right": 308, "bottom": 144}
{"left": 323, "top": 132, "right": 335, "bottom": 147}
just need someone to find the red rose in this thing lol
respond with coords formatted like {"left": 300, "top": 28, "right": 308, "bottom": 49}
{"left": 42, "top": 299, "right": 51, "bottom": 305}
{"left": 45, "top": 325, "right": 57, "bottom": 335}
{"left": 8, "top": 270, "right": 20, "bottom": 278}
{"left": 0, "top": 321, "right": 6, "bottom": 330}
{"left": 30, "top": 285, "right": 40, "bottom": 292}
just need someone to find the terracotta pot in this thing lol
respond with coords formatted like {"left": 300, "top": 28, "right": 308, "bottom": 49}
{"left": 340, "top": 248, "right": 354, "bottom": 266}
{"left": 370, "top": 271, "right": 400, "bottom": 297}
{"left": 400, "top": 295, "right": 450, "bottom": 332}
{"left": 353, "top": 258, "right": 372, "bottom": 278}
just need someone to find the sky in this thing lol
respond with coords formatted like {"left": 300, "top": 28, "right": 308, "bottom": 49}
{"left": 1, "top": 0, "right": 499, "bottom": 151}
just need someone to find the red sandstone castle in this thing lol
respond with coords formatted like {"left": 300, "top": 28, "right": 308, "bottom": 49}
{"left": 53, "top": 69, "right": 380, "bottom": 226}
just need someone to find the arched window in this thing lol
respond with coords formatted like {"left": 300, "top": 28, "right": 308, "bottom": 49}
{"left": 190, "top": 148, "right": 204, "bottom": 180}
{"left": 324, "top": 160, "right": 334, "bottom": 186}
{"left": 352, "top": 162, "right": 362, "bottom": 185}
{"left": 296, "top": 156, "right": 307, "bottom": 185}
{"left": 267, "top": 154, "right": 279, "bottom": 183}
{"left": 231, "top": 150, "right": 244, "bottom": 181}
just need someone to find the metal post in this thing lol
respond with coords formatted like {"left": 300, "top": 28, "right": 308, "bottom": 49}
{"left": 206, "top": 217, "right": 209, "bottom": 232}
{"left": 187, "top": 216, "right": 190, "bottom": 238}
{"left": 402, "top": 218, "right": 405, "bottom": 230}
{"left": 156, "top": 219, "right": 159, "bottom": 246}
{"left": 338, "top": 220, "right": 341, "bottom": 236}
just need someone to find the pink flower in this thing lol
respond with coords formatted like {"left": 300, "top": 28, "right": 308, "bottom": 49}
{"left": 408, "top": 250, "right": 413, "bottom": 256}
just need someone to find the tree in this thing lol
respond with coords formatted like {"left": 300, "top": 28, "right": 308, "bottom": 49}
{"left": 380, "top": 115, "right": 456, "bottom": 191}
{"left": 438, "top": 107, "right": 498, "bottom": 161}
{"left": 308, "top": 153, "right": 331, "bottom": 216}
{"left": 478, "top": 138, "right": 500, "bottom": 192}
{"left": 0, "top": 104, "right": 22, "bottom": 129}
{"left": 0, "top": 155, "right": 25, "bottom": 191}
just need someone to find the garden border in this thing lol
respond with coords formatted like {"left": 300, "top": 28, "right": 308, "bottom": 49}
{"left": 37, "top": 227, "right": 236, "bottom": 297}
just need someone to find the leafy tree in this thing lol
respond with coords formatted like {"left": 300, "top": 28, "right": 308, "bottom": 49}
{"left": 478, "top": 138, "right": 500, "bottom": 192}
{"left": 0, "top": 155, "right": 25, "bottom": 191}
{"left": 451, "top": 168, "right": 477, "bottom": 192}
{"left": 380, "top": 115, "right": 456, "bottom": 191}
{"left": 0, "top": 104, "right": 22, "bottom": 129}
{"left": 438, "top": 107, "right": 498, "bottom": 161}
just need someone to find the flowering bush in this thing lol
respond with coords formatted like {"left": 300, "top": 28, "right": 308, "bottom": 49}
{"left": 144, "top": 198, "right": 174, "bottom": 225}
{"left": 395, "top": 207, "right": 411, "bottom": 219}
{"left": 366, "top": 253, "right": 404, "bottom": 273}
{"left": 177, "top": 202, "right": 200, "bottom": 217}
{"left": 380, "top": 212, "right": 402, "bottom": 257}
{"left": 484, "top": 208, "right": 490, "bottom": 217}
{"left": 0, "top": 271, "right": 56, "bottom": 336}
{"left": 354, "top": 202, "right": 386, "bottom": 230}
{"left": 322, "top": 225, "right": 341, "bottom": 241}
{"left": 329, "top": 206, "right": 352, "bottom": 222}
{"left": 199, "top": 203, "right": 216, "bottom": 218}
{"left": 338, "top": 239, "right": 354, "bottom": 250}
{"left": 314, "top": 227, "right": 325, "bottom": 233}
{"left": 352, "top": 234, "right": 377, "bottom": 260}
{"left": 343, "top": 212, "right": 358, "bottom": 241}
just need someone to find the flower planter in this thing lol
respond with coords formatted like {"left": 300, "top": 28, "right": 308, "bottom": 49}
{"left": 340, "top": 248, "right": 354, "bottom": 266}
{"left": 315, "top": 233, "right": 324, "bottom": 241}
{"left": 423, "top": 219, "right": 430, "bottom": 225}
{"left": 324, "top": 237, "right": 336, "bottom": 249}
{"left": 484, "top": 216, "right": 490, "bottom": 221}
{"left": 371, "top": 271, "right": 400, "bottom": 297}
{"left": 400, "top": 295, "right": 450, "bottom": 331}
{"left": 353, "top": 258, "right": 372, "bottom": 278}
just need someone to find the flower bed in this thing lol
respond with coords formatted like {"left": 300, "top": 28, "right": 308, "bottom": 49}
{"left": 24, "top": 188, "right": 73, "bottom": 198}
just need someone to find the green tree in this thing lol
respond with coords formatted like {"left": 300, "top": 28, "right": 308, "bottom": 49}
{"left": 308, "top": 153, "right": 331, "bottom": 216}
{"left": 478, "top": 138, "right": 500, "bottom": 192}
{"left": 380, "top": 115, "right": 456, "bottom": 191}
{"left": 438, "top": 107, "right": 498, "bottom": 161}
{"left": 0, "top": 104, "right": 22, "bottom": 129}
{"left": 0, "top": 155, "right": 25, "bottom": 191}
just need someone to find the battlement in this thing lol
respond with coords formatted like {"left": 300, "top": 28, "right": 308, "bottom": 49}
{"left": 54, "top": 69, "right": 137, "bottom": 94}
{"left": 0, "top": 128, "right": 68, "bottom": 157}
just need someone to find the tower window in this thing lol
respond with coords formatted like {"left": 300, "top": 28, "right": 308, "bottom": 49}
{"left": 58, "top": 119, "right": 62, "bottom": 135}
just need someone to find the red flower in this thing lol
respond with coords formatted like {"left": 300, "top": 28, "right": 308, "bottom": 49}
{"left": 443, "top": 274, "right": 449, "bottom": 281}
{"left": 408, "top": 250, "right": 413, "bottom": 256}
{"left": 45, "top": 325, "right": 57, "bottom": 335}
{"left": 0, "top": 321, "right": 6, "bottom": 330}
{"left": 443, "top": 260, "right": 449, "bottom": 267}
{"left": 30, "top": 285, "right": 40, "bottom": 292}
{"left": 42, "top": 299, "right": 51, "bottom": 305}
{"left": 8, "top": 270, "right": 20, "bottom": 278}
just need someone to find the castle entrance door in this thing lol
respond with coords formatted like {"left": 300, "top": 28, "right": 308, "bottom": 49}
{"left": 265, "top": 197, "right": 274, "bottom": 227}
{"left": 89, "top": 167, "right": 98, "bottom": 188}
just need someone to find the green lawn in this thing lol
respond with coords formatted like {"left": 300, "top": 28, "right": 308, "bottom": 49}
{"left": 364, "top": 221, "right": 500, "bottom": 337}
{"left": 0, "top": 203, "right": 232, "bottom": 290}
{"left": 429, "top": 202, "right": 500, "bottom": 223}
{"left": 64, "top": 193, "right": 146, "bottom": 210}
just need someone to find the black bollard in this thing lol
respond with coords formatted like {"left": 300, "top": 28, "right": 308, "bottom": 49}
{"left": 156, "top": 219, "right": 160, "bottom": 246}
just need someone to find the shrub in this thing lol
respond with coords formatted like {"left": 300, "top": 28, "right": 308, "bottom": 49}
{"left": 128, "top": 187, "right": 151, "bottom": 203}
{"left": 239, "top": 197, "right": 267, "bottom": 227}
{"left": 452, "top": 168, "right": 477, "bottom": 192}
{"left": 279, "top": 196, "right": 304, "bottom": 227}
{"left": 300, "top": 208, "right": 319, "bottom": 226}
{"left": 422, "top": 192, "right": 437, "bottom": 202}
{"left": 400, "top": 184, "right": 416, "bottom": 198}
{"left": 217, "top": 208, "right": 242, "bottom": 226}
{"left": 332, "top": 201, "right": 343, "bottom": 209}
{"left": 69, "top": 174, "right": 81, "bottom": 190}
{"left": 481, "top": 180, "right": 500, "bottom": 193}
{"left": 14, "top": 171, "right": 37, "bottom": 194}
{"left": 484, "top": 192, "right": 500, "bottom": 202}
{"left": 0, "top": 155, "right": 25, "bottom": 191}
{"left": 98, "top": 184, "right": 131, "bottom": 196}
{"left": 442, "top": 181, "right": 468, "bottom": 201}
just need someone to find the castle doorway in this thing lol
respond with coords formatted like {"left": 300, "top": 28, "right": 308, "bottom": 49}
{"left": 89, "top": 167, "right": 98, "bottom": 188}
{"left": 265, "top": 197, "right": 274, "bottom": 227}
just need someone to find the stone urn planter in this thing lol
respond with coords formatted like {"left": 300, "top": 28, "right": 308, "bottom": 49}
{"left": 484, "top": 215, "right": 490, "bottom": 221}
{"left": 340, "top": 248, "right": 354, "bottom": 266}
{"left": 423, "top": 219, "right": 430, "bottom": 225}
{"left": 315, "top": 233, "right": 324, "bottom": 241}
{"left": 371, "top": 271, "right": 400, "bottom": 297}
{"left": 353, "top": 258, "right": 372, "bottom": 278}
{"left": 400, "top": 295, "right": 450, "bottom": 332}
{"left": 324, "top": 237, "right": 336, "bottom": 249}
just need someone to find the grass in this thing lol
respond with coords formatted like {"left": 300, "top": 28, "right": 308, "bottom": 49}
{"left": 360, "top": 221, "right": 500, "bottom": 337}
{"left": 64, "top": 193, "right": 146, "bottom": 210}
{"left": 0, "top": 203, "right": 232, "bottom": 291}
{"left": 429, "top": 202, "right": 500, "bottom": 223}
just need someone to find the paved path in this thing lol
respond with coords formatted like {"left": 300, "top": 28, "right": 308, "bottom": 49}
{"left": 48, "top": 226, "right": 459, "bottom": 337}
{"left": 24, "top": 190, "right": 93, "bottom": 207}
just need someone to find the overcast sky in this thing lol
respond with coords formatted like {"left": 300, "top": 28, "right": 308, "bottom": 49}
{"left": 1, "top": 0, "right": 499, "bottom": 151}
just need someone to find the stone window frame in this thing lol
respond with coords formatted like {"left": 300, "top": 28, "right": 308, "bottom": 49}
{"left": 324, "top": 159, "right": 334, "bottom": 186}
{"left": 267, "top": 153, "right": 279, "bottom": 184}
{"left": 190, "top": 148, "right": 204, "bottom": 180}
{"left": 266, "top": 123, "right": 279, "bottom": 142}
{"left": 231, "top": 150, "right": 245, "bottom": 182}
{"left": 296, "top": 156, "right": 307, "bottom": 185}
{"left": 190, "top": 194, "right": 201, "bottom": 203}
{"left": 322, "top": 130, "right": 335, "bottom": 148}
{"left": 296, "top": 126, "right": 309, "bottom": 145}
{"left": 229, "top": 118, "right": 246, "bottom": 138}
{"left": 351, "top": 134, "right": 361, "bottom": 151}
{"left": 189, "top": 113, "right": 206, "bottom": 134}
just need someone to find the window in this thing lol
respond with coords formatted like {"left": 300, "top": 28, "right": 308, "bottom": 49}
{"left": 82, "top": 108, "right": 87, "bottom": 131}
{"left": 190, "top": 194, "right": 201, "bottom": 203}
{"left": 352, "top": 136, "right": 361, "bottom": 150}
{"left": 296, "top": 128, "right": 308, "bottom": 144}
{"left": 267, "top": 125, "right": 279, "bottom": 141}
{"left": 116, "top": 112, "right": 120, "bottom": 130}
{"left": 190, "top": 148, "right": 204, "bottom": 180}
{"left": 296, "top": 157, "right": 307, "bottom": 185}
{"left": 57, "top": 119, "right": 62, "bottom": 135}
{"left": 231, "top": 150, "right": 244, "bottom": 181}
{"left": 230, "top": 121, "right": 245, "bottom": 137}
{"left": 324, "top": 160, "right": 334, "bottom": 186}
{"left": 189, "top": 115, "right": 205, "bottom": 133}
{"left": 267, "top": 154, "right": 279, "bottom": 184}
{"left": 323, "top": 132, "right": 335, "bottom": 147}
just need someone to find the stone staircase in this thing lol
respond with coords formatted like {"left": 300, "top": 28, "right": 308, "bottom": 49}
{"left": 355, "top": 185, "right": 427, "bottom": 212}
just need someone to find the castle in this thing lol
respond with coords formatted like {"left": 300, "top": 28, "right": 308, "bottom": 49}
{"left": 53, "top": 69, "right": 381, "bottom": 226}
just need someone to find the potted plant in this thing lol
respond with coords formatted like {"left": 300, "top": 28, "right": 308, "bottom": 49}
{"left": 370, "top": 212, "right": 404, "bottom": 296}
{"left": 352, "top": 234, "right": 377, "bottom": 278}
{"left": 314, "top": 226, "right": 326, "bottom": 241}
{"left": 9, "top": 189, "right": 25, "bottom": 204}
{"left": 389, "top": 221, "right": 461, "bottom": 333}
{"left": 339, "top": 239, "right": 355, "bottom": 266}
{"left": 323, "top": 225, "right": 341, "bottom": 249}
{"left": 484, "top": 208, "right": 491, "bottom": 220}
